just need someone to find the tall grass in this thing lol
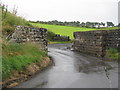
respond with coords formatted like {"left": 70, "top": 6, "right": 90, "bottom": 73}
{"left": 2, "top": 11, "right": 30, "bottom": 35}
{"left": 2, "top": 42, "right": 47, "bottom": 80}
{"left": 3, "top": 12, "right": 28, "bottom": 26}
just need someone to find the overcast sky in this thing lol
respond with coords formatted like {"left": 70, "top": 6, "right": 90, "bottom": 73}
{"left": 1, "top": 0, "right": 119, "bottom": 25}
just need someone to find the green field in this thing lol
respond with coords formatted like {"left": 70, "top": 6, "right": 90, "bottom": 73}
{"left": 31, "top": 23, "right": 118, "bottom": 39}
{"left": 31, "top": 23, "right": 96, "bottom": 39}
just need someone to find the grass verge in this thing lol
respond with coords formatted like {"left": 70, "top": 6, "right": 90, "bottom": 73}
{"left": 48, "top": 41, "right": 73, "bottom": 44}
{"left": 2, "top": 42, "right": 47, "bottom": 80}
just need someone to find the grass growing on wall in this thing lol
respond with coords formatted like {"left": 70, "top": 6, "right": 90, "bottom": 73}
{"left": 105, "top": 48, "right": 120, "bottom": 60}
{"left": 2, "top": 42, "right": 47, "bottom": 80}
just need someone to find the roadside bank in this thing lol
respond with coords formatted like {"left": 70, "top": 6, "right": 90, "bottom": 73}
{"left": 1, "top": 56, "right": 53, "bottom": 88}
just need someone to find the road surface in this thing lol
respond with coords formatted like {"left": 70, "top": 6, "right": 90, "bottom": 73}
{"left": 15, "top": 44, "right": 118, "bottom": 88}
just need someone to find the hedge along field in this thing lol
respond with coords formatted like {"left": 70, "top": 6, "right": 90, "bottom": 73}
{"left": 31, "top": 23, "right": 118, "bottom": 39}
{"left": 31, "top": 23, "right": 96, "bottom": 39}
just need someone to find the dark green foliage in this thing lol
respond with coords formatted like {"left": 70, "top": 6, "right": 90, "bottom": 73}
{"left": 107, "top": 22, "right": 114, "bottom": 27}
{"left": 47, "top": 31, "right": 56, "bottom": 41}
{"left": 30, "top": 20, "right": 108, "bottom": 28}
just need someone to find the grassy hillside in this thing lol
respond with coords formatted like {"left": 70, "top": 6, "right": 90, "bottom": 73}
{"left": 31, "top": 23, "right": 118, "bottom": 39}
{"left": 2, "top": 10, "right": 30, "bottom": 35}
{"left": 1, "top": 6, "right": 48, "bottom": 81}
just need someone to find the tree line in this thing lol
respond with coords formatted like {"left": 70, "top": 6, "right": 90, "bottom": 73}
{"left": 30, "top": 20, "right": 116, "bottom": 28}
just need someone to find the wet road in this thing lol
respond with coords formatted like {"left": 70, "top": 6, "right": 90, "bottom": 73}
{"left": 16, "top": 44, "right": 118, "bottom": 88}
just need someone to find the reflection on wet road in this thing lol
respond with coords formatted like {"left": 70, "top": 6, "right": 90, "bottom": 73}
{"left": 16, "top": 44, "right": 118, "bottom": 88}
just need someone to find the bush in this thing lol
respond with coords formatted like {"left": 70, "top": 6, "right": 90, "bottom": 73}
{"left": 47, "top": 31, "right": 56, "bottom": 41}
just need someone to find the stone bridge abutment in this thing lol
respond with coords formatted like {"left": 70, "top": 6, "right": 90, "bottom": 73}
{"left": 73, "top": 29, "right": 120, "bottom": 57}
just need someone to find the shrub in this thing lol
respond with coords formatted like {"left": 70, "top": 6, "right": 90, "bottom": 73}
{"left": 47, "top": 31, "right": 56, "bottom": 41}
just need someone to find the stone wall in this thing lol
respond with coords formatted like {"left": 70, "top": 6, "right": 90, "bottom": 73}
{"left": 8, "top": 26, "right": 48, "bottom": 50}
{"left": 73, "top": 29, "right": 120, "bottom": 57}
{"left": 53, "top": 34, "right": 70, "bottom": 41}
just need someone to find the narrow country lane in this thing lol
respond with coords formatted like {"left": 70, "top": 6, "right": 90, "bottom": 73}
{"left": 15, "top": 44, "right": 118, "bottom": 88}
